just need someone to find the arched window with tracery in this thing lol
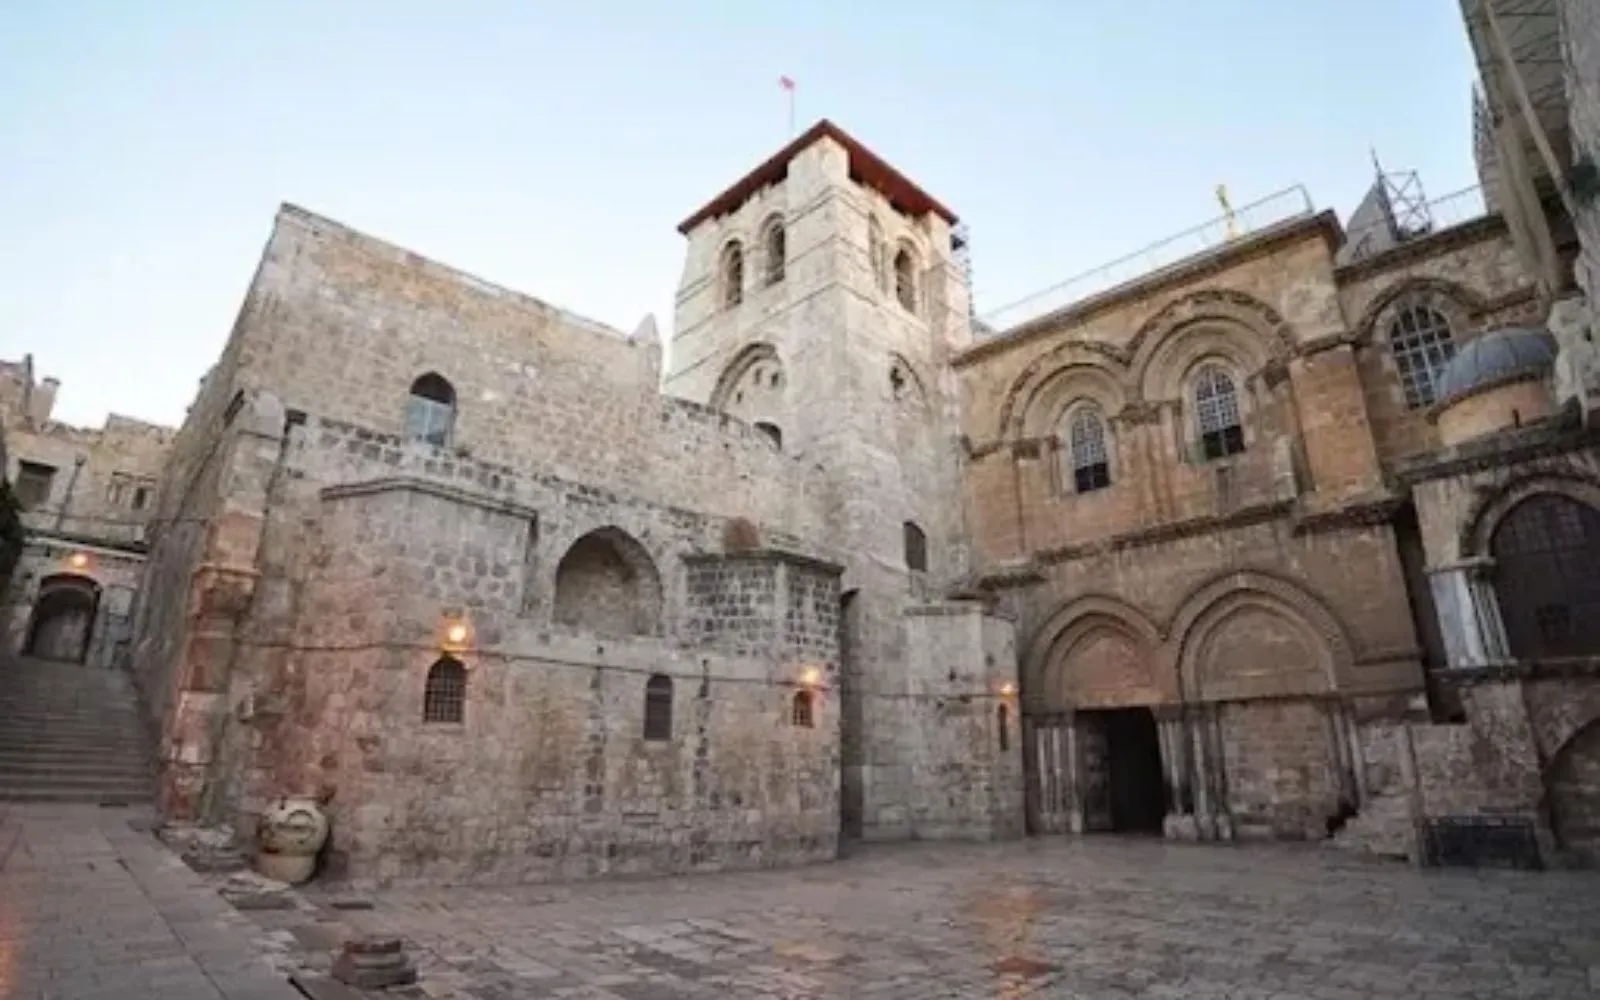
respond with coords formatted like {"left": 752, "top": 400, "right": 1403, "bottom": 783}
{"left": 1065, "top": 405, "right": 1111, "bottom": 493}
{"left": 405, "top": 373, "right": 456, "bottom": 447}
{"left": 1192, "top": 365, "right": 1245, "bottom": 461}
{"left": 869, "top": 217, "right": 887, "bottom": 292}
{"left": 893, "top": 247, "right": 917, "bottom": 313}
{"left": 1388, "top": 304, "right": 1456, "bottom": 409}
{"left": 1491, "top": 494, "right": 1600, "bottom": 658}
{"left": 643, "top": 674, "right": 673, "bottom": 741}
{"left": 423, "top": 656, "right": 466, "bottom": 724}
{"left": 721, "top": 241, "right": 745, "bottom": 308}
{"left": 761, "top": 218, "right": 785, "bottom": 286}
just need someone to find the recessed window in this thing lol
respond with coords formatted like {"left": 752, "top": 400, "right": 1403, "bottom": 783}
{"left": 903, "top": 520, "right": 928, "bottom": 573}
{"left": 131, "top": 486, "right": 149, "bottom": 511}
{"left": 1388, "top": 305, "right": 1455, "bottom": 409}
{"left": 721, "top": 241, "right": 745, "bottom": 308}
{"left": 423, "top": 656, "right": 466, "bottom": 724}
{"left": 893, "top": 248, "right": 917, "bottom": 312}
{"left": 762, "top": 218, "right": 785, "bottom": 286}
{"left": 1192, "top": 365, "right": 1245, "bottom": 461}
{"left": 643, "top": 674, "right": 673, "bottom": 741}
{"left": 998, "top": 703, "right": 1010, "bottom": 752}
{"left": 13, "top": 461, "right": 56, "bottom": 509}
{"left": 405, "top": 372, "right": 456, "bottom": 447}
{"left": 754, "top": 422, "right": 782, "bottom": 450}
{"left": 106, "top": 475, "right": 127, "bottom": 507}
{"left": 1066, "top": 406, "right": 1112, "bottom": 493}
{"left": 791, "top": 690, "right": 815, "bottom": 728}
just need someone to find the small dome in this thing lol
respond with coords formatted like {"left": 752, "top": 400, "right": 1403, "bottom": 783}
{"left": 1434, "top": 326, "right": 1558, "bottom": 406}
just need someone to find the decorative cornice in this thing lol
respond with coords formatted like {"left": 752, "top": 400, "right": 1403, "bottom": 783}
{"left": 1439, "top": 655, "right": 1600, "bottom": 686}
{"left": 953, "top": 212, "right": 1341, "bottom": 369}
{"left": 1290, "top": 493, "right": 1406, "bottom": 534}
{"left": 320, "top": 476, "right": 540, "bottom": 519}
{"left": 1391, "top": 413, "right": 1600, "bottom": 485}
{"left": 683, "top": 547, "right": 844, "bottom": 576}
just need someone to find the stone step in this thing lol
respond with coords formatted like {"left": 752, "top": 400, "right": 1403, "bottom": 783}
{"left": 0, "top": 722, "right": 147, "bottom": 737}
{"left": 0, "top": 786, "right": 152, "bottom": 804}
{"left": 0, "top": 737, "right": 152, "bottom": 753}
{"left": 0, "top": 756, "right": 153, "bottom": 777}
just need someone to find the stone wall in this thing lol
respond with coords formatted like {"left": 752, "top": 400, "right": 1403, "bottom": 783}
{"left": 2, "top": 539, "right": 144, "bottom": 669}
{"left": 1562, "top": 0, "right": 1600, "bottom": 327}
{"left": 199, "top": 416, "right": 844, "bottom": 885}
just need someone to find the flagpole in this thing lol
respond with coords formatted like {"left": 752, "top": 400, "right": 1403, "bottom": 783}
{"left": 780, "top": 75, "right": 796, "bottom": 137}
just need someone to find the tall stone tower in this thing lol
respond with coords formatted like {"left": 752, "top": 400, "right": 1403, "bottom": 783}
{"left": 667, "top": 120, "right": 1021, "bottom": 842}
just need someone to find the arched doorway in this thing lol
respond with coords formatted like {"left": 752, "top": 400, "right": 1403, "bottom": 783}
{"left": 23, "top": 574, "right": 102, "bottom": 664}
{"left": 1491, "top": 494, "right": 1600, "bottom": 658}
{"left": 1546, "top": 721, "right": 1600, "bottom": 866}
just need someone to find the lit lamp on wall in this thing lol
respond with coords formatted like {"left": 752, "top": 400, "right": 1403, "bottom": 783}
{"left": 66, "top": 552, "right": 90, "bottom": 572}
{"left": 798, "top": 665, "right": 824, "bottom": 690}
{"left": 439, "top": 614, "right": 472, "bottom": 656}
{"left": 998, "top": 682, "right": 1017, "bottom": 699}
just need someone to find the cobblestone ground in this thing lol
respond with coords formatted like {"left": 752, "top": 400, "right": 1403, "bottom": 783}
{"left": 261, "top": 838, "right": 1600, "bottom": 1000}
{"left": 0, "top": 803, "right": 298, "bottom": 1000}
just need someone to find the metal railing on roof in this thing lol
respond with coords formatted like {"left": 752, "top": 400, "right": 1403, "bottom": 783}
{"left": 1339, "top": 185, "right": 1490, "bottom": 266}
{"left": 977, "top": 185, "right": 1316, "bottom": 337}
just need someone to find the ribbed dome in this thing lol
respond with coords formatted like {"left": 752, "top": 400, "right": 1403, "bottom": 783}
{"left": 1434, "top": 326, "right": 1558, "bottom": 406}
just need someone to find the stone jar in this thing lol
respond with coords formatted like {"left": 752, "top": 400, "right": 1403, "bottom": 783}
{"left": 256, "top": 798, "right": 330, "bottom": 885}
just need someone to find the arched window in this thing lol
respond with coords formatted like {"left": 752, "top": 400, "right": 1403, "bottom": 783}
{"left": 423, "top": 657, "right": 466, "bottom": 724}
{"left": 1388, "top": 305, "right": 1456, "bottom": 409}
{"left": 791, "top": 690, "right": 815, "bottom": 728}
{"left": 903, "top": 520, "right": 928, "bottom": 573}
{"left": 1066, "top": 406, "right": 1112, "bottom": 493}
{"left": 405, "top": 373, "right": 456, "bottom": 447}
{"left": 754, "top": 421, "right": 782, "bottom": 450}
{"left": 869, "top": 216, "right": 887, "bottom": 292}
{"left": 1192, "top": 365, "right": 1245, "bottom": 460}
{"left": 893, "top": 247, "right": 917, "bottom": 312}
{"left": 643, "top": 674, "right": 673, "bottom": 741}
{"left": 762, "top": 218, "right": 786, "bottom": 286}
{"left": 1491, "top": 494, "right": 1600, "bottom": 658}
{"left": 721, "top": 241, "right": 744, "bottom": 308}
{"left": 998, "top": 703, "right": 1010, "bottom": 752}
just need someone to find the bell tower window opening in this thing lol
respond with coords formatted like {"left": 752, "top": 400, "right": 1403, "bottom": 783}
{"left": 721, "top": 241, "right": 745, "bottom": 308}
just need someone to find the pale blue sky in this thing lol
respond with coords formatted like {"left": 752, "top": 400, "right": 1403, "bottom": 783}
{"left": 2, "top": 1, "right": 1481, "bottom": 427}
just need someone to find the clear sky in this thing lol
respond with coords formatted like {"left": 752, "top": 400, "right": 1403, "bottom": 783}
{"left": 1, "top": 0, "right": 1482, "bottom": 428}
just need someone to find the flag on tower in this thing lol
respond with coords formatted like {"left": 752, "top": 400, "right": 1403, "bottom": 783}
{"left": 779, "top": 75, "right": 795, "bottom": 91}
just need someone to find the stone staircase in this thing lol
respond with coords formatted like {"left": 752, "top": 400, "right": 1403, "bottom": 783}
{"left": 0, "top": 655, "right": 155, "bottom": 804}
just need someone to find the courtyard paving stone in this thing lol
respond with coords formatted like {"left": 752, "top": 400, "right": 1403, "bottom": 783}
{"left": 0, "top": 803, "right": 299, "bottom": 1000}
{"left": 278, "top": 837, "right": 1600, "bottom": 999}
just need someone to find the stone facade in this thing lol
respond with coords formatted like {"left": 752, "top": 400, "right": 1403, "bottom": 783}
{"left": 41, "top": 4, "right": 1593, "bottom": 883}
{"left": 0, "top": 356, "right": 173, "bottom": 670}
{"left": 1564, "top": 0, "right": 1600, "bottom": 331}
{"left": 129, "top": 184, "right": 1017, "bottom": 885}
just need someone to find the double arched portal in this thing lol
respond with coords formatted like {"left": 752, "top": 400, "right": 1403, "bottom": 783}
{"left": 1022, "top": 486, "right": 1600, "bottom": 858}
{"left": 22, "top": 573, "right": 102, "bottom": 664}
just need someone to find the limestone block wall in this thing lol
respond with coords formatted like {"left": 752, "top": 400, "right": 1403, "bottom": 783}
{"left": 229, "top": 466, "right": 842, "bottom": 885}
{"left": 1334, "top": 223, "right": 1541, "bottom": 464}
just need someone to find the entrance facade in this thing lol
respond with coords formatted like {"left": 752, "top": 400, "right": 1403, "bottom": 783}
{"left": 1027, "top": 708, "right": 1167, "bottom": 835}
{"left": 22, "top": 573, "right": 101, "bottom": 664}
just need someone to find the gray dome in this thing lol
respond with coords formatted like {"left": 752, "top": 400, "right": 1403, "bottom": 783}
{"left": 1434, "top": 326, "right": 1558, "bottom": 405}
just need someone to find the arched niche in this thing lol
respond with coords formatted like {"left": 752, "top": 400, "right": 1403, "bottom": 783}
{"left": 552, "top": 527, "right": 665, "bottom": 637}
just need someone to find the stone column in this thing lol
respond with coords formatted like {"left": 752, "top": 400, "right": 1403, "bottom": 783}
{"left": 1157, "top": 709, "right": 1195, "bottom": 839}
{"left": 1064, "top": 714, "right": 1086, "bottom": 834}
{"left": 1427, "top": 560, "right": 1499, "bottom": 668}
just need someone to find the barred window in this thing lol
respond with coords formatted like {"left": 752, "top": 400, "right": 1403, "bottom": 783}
{"left": 1066, "top": 406, "right": 1111, "bottom": 493}
{"left": 423, "top": 657, "right": 466, "bottom": 724}
{"left": 1388, "top": 305, "right": 1455, "bottom": 409}
{"left": 1492, "top": 494, "right": 1600, "bottom": 659}
{"left": 791, "top": 690, "right": 815, "bottom": 728}
{"left": 643, "top": 674, "right": 673, "bottom": 741}
{"left": 1193, "top": 365, "right": 1245, "bottom": 461}
{"left": 997, "top": 703, "right": 1010, "bottom": 752}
